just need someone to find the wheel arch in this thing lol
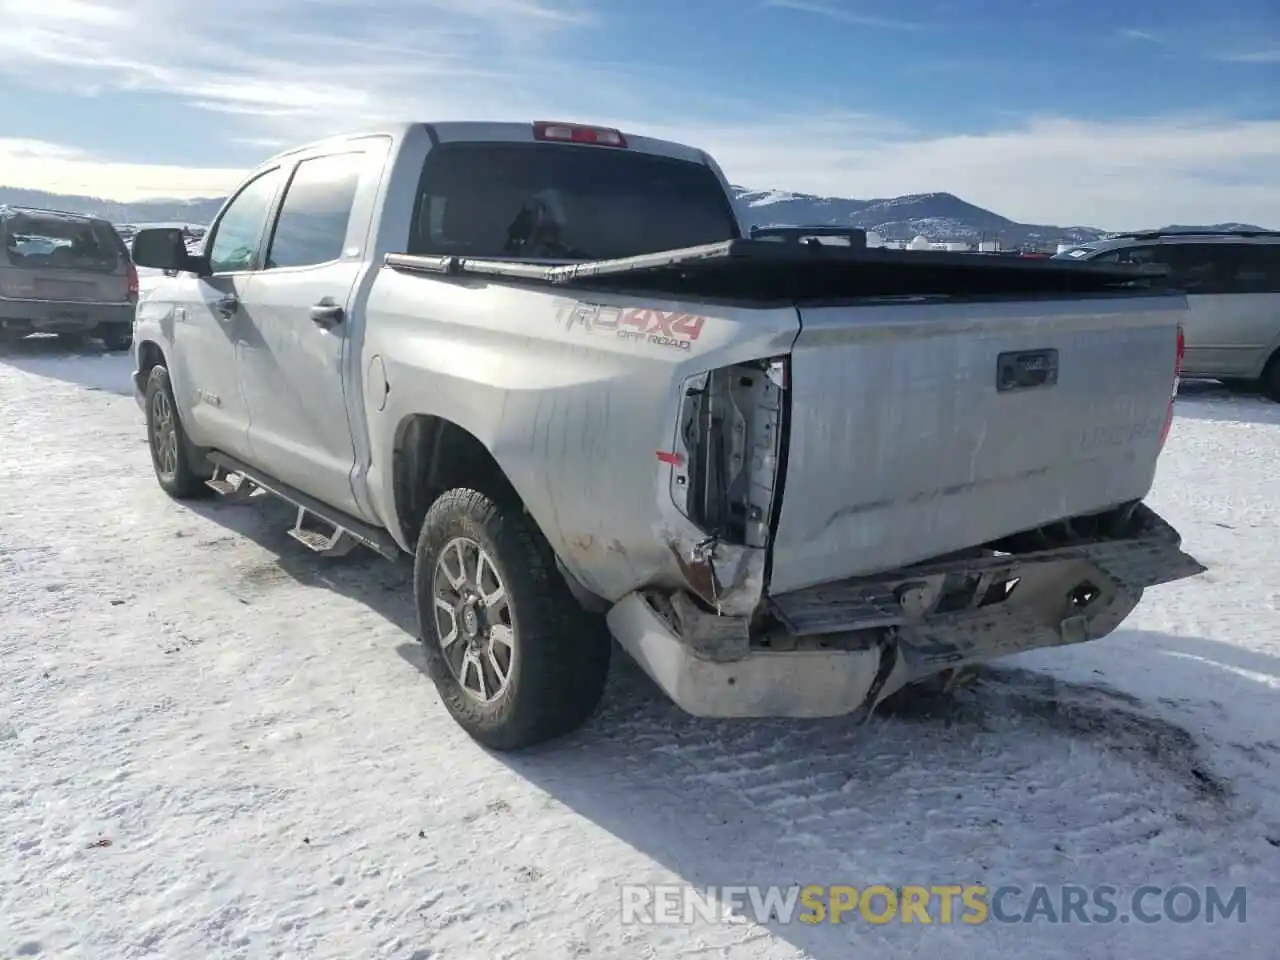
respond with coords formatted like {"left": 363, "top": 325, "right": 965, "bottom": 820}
{"left": 391, "top": 413, "right": 519, "bottom": 548}
{"left": 1261, "top": 344, "right": 1280, "bottom": 400}
{"left": 134, "top": 338, "right": 167, "bottom": 393}
{"left": 389, "top": 413, "right": 607, "bottom": 612}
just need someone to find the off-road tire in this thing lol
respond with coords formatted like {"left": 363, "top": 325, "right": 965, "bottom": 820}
{"left": 100, "top": 325, "right": 133, "bottom": 351}
{"left": 144, "top": 365, "right": 212, "bottom": 499}
{"left": 413, "top": 488, "right": 611, "bottom": 751}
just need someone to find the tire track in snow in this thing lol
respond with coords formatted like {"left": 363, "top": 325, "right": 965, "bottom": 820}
{"left": 583, "top": 661, "right": 1240, "bottom": 881}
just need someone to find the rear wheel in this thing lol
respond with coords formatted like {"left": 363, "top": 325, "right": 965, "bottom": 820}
{"left": 1219, "top": 378, "right": 1260, "bottom": 394}
{"left": 100, "top": 325, "right": 133, "bottom": 351}
{"left": 1261, "top": 352, "right": 1280, "bottom": 402}
{"left": 144, "top": 365, "right": 211, "bottom": 499}
{"left": 413, "top": 488, "right": 610, "bottom": 751}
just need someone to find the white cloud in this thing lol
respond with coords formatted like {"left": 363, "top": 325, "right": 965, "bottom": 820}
{"left": 0, "top": 139, "right": 244, "bottom": 199}
{"left": 0, "top": 0, "right": 1277, "bottom": 228}
{"left": 1115, "top": 27, "right": 1162, "bottom": 44}
{"left": 761, "top": 0, "right": 919, "bottom": 30}
{"left": 0, "top": 0, "right": 592, "bottom": 121}
{"left": 638, "top": 114, "right": 1280, "bottom": 229}
{"left": 1111, "top": 22, "right": 1280, "bottom": 64}
{"left": 1219, "top": 46, "right": 1280, "bottom": 62}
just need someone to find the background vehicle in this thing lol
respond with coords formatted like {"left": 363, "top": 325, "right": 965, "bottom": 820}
{"left": 1055, "top": 231, "right": 1280, "bottom": 398}
{"left": 127, "top": 121, "right": 1203, "bottom": 751}
{"left": 0, "top": 205, "right": 138, "bottom": 349}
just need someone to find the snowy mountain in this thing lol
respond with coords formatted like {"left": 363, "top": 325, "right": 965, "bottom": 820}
{"left": 732, "top": 187, "right": 1105, "bottom": 246}
{"left": 732, "top": 187, "right": 1271, "bottom": 247}
{"left": 0, "top": 186, "right": 224, "bottom": 227}
{"left": 1, "top": 184, "right": 1269, "bottom": 250}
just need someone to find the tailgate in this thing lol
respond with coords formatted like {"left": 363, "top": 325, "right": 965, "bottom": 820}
{"left": 767, "top": 293, "right": 1185, "bottom": 595}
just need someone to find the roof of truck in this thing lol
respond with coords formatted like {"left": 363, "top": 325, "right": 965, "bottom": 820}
{"left": 262, "top": 121, "right": 711, "bottom": 168}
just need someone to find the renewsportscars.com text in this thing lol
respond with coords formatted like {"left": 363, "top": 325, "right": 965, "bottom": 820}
{"left": 620, "top": 883, "right": 1248, "bottom": 926}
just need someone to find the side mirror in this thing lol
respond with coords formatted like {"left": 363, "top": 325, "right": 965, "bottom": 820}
{"left": 131, "top": 228, "right": 198, "bottom": 273}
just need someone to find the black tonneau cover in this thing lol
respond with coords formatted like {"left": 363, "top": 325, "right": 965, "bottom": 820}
{"left": 384, "top": 238, "right": 1175, "bottom": 302}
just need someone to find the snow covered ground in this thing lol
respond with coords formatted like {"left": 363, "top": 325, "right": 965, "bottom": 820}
{"left": 1, "top": 338, "right": 1277, "bottom": 959}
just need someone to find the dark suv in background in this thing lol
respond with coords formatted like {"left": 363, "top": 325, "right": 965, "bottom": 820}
{"left": 0, "top": 205, "right": 138, "bottom": 350}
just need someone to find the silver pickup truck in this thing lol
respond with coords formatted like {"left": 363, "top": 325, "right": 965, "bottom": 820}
{"left": 128, "top": 120, "right": 1204, "bottom": 750}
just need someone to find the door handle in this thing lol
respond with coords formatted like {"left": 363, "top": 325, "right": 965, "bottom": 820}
{"left": 310, "top": 303, "right": 344, "bottom": 328}
{"left": 213, "top": 295, "right": 238, "bottom": 318}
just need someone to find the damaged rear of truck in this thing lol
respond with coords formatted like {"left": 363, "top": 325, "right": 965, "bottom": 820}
{"left": 380, "top": 236, "right": 1204, "bottom": 730}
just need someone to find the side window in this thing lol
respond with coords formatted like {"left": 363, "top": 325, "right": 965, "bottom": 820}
{"left": 1090, "top": 246, "right": 1155, "bottom": 265}
{"left": 264, "top": 153, "right": 363, "bottom": 269}
{"left": 1155, "top": 243, "right": 1240, "bottom": 294}
{"left": 1221, "top": 243, "right": 1279, "bottom": 293}
{"left": 208, "top": 169, "right": 283, "bottom": 274}
{"left": 1262, "top": 244, "right": 1280, "bottom": 293}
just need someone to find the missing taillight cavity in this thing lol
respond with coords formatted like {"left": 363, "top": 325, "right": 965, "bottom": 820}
{"left": 669, "top": 358, "right": 786, "bottom": 547}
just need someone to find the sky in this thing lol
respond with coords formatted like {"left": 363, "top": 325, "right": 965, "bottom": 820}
{"left": 0, "top": 0, "right": 1277, "bottom": 229}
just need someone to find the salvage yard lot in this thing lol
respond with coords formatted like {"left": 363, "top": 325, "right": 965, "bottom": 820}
{"left": 1, "top": 339, "right": 1277, "bottom": 959}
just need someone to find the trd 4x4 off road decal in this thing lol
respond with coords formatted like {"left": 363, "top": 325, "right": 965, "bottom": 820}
{"left": 558, "top": 303, "right": 706, "bottom": 351}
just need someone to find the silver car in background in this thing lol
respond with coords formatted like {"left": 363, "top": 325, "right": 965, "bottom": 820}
{"left": 1055, "top": 230, "right": 1280, "bottom": 399}
{"left": 0, "top": 205, "right": 138, "bottom": 350}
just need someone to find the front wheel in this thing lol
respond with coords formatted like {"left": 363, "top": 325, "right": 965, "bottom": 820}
{"left": 413, "top": 488, "right": 611, "bottom": 751}
{"left": 144, "top": 365, "right": 211, "bottom": 499}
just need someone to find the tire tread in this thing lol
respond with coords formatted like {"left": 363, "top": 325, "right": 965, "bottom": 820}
{"left": 413, "top": 488, "right": 610, "bottom": 751}
{"left": 144, "top": 365, "right": 212, "bottom": 500}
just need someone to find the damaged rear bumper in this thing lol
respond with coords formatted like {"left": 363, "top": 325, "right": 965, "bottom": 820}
{"left": 608, "top": 503, "right": 1205, "bottom": 719}
{"left": 608, "top": 593, "right": 892, "bottom": 717}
